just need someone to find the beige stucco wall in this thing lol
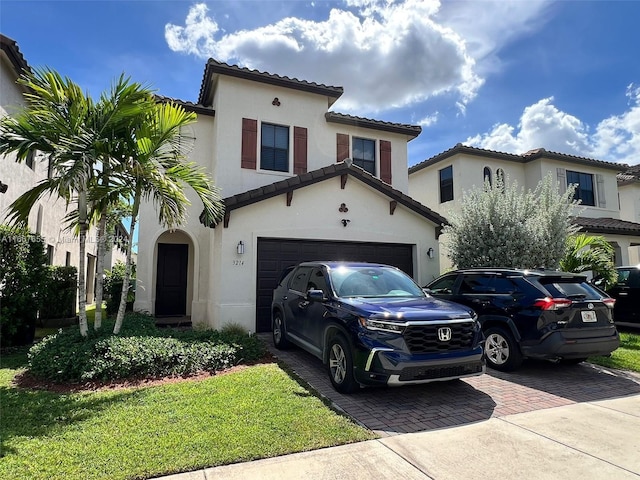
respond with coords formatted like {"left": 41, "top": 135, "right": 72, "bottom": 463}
{"left": 209, "top": 76, "right": 411, "bottom": 197}
{"left": 206, "top": 176, "right": 440, "bottom": 332}
{"left": 136, "top": 172, "right": 440, "bottom": 331}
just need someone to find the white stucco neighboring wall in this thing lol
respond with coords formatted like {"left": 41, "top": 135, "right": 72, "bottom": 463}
{"left": 0, "top": 53, "right": 100, "bottom": 271}
{"left": 619, "top": 182, "right": 640, "bottom": 223}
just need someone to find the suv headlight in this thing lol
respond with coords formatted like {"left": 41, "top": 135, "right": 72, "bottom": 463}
{"left": 358, "top": 317, "right": 406, "bottom": 334}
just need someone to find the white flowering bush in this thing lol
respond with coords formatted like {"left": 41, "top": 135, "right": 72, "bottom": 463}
{"left": 442, "top": 173, "right": 580, "bottom": 269}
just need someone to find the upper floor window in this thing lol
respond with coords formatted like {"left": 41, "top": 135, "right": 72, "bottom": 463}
{"left": 25, "top": 150, "right": 35, "bottom": 170}
{"left": 483, "top": 166, "right": 492, "bottom": 186}
{"left": 567, "top": 170, "right": 595, "bottom": 206}
{"left": 439, "top": 165, "right": 453, "bottom": 203}
{"left": 261, "top": 123, "right": 289, "bottom": 172}
{"left": 352, "top": 137, "right": 376, "bottom": 175}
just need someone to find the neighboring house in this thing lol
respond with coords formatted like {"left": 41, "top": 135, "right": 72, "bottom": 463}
{"left": 408, "top": 143, "right": 640, "bottom": 269}
{"left": 0, "top": 34, "right": 128, "bottom": 304}
{"left": 135, "top": 59, "right": 446, "bottom": 332}
{"left": 618, "top": 164, "right": 640, "bottom": 223}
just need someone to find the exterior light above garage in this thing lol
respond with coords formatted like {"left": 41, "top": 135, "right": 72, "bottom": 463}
{"left": 237, "top": 241, "right": 245, "bottom": 255}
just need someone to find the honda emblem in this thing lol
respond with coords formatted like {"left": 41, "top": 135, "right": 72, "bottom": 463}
{"left": 438, "top": 327, "right": 452, "bottom": 342}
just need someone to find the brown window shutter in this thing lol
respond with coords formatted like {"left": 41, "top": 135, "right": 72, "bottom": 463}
{"left": 293, "top": 126, "right": 308, "bottom": 174}
{"left": 241, "top": 118, "right": 257, "bottom": 169}
{"left": 380, "top": 140, "right": 392, "bottom": 184}
{"left": 336, "top": 133, "right": 350, "bottom": 162}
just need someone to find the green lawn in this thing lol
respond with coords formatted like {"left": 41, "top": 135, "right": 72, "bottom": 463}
{"left": 0, "top": 349, "right": 375, "bottom": 480}
{"left": 589, "top": 330, "right": 640, "bottom": 373}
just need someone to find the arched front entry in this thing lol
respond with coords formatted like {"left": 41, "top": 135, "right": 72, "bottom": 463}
{"left": 154, "top": 230, "right": 194, "bottom": 317}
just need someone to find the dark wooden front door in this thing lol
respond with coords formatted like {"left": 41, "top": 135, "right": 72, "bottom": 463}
{"left": 155, "top": 243, "right": 188, "bottom": 316}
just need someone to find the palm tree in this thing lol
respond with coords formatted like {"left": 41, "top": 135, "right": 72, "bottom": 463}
{"left": 0, "top": 68, "right": 95, "bottom": 336}
{"left": 87, "top": 76, "right": 156, "bottom": 329}
{"left": 560, "top": 234, "right": 617, "bottom": 288}
{"left": 0, "top": 69, "right": 153, "bottom": 336}
{"left": 110, "top": 101, "right": 224, "bottom": 334}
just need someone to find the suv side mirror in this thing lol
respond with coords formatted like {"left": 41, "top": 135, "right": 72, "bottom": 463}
{"left": 307, "top": 289, "right": 325, "bottom": 302}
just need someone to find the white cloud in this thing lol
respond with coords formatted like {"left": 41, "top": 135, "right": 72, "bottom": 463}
{"left": 465, "top": 90, "right": 640, "bottom": 165}
{"left": 417, "top": 112, "right": 439, "bottom": 127}
{"left": 165, "top": 0, "right": 493, "bottom": 112}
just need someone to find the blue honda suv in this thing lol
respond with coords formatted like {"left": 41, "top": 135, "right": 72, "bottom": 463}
{"left": 271, "top": 262, "right": 485, "bottom": 393}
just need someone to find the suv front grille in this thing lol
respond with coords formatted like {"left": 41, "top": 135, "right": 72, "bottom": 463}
{"left": 403, "top": 322, "right": 476, "bottom": 354}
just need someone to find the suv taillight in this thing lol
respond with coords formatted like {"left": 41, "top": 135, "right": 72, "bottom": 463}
{"left": 603, "top": 298, "right": 616, "bottom": 309}
{"left": 534, "top": 297, "right": 572, "bottom": 310}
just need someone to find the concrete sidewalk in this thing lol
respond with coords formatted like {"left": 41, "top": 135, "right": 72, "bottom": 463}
{"left": 156, "top": 394, "right": 640, "bottom": 480}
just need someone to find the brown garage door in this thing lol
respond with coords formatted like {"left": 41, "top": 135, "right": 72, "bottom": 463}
{"left": 255, "top": 238, "right": 414, "bottom": 332}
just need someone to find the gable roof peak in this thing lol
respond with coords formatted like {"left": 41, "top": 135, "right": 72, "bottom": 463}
{"left": 198, "top": 58, "right": 344, "bottom": 106}
{"left": 0, "top": 33, "right": 31, "bottom": 77}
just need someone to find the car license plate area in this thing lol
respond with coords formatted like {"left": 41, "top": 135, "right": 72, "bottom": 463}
{"left": 581, "top": 310, "right": 597, "bottom": 322}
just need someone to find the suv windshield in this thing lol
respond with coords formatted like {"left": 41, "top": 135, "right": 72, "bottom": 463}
{"left": 329, "top": 265, "right": 424, "bottom": 298}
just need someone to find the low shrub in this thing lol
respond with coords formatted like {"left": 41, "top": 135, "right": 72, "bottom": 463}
{"left": 28, "top": 312, "right": 266, "bottom": 383}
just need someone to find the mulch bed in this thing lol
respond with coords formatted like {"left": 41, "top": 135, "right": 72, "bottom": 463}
{"left": 11, "top": 352, "right": 277, "bottom": 394}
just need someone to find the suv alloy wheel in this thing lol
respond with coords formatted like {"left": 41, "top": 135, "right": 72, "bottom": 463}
{"left": 484, "top": 327, "right": 523, "bottom": 371}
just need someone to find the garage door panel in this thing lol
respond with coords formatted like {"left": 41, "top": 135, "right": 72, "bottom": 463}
{"left": 255, "top": 238, "right": 413, "bottom": 332}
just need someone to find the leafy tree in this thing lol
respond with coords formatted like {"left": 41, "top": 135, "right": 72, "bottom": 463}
{"left": 442, "top": 173, "right": 580, "bottom": 269}
{"left": 560, "top": 234, "right": 617, "bottom": 288}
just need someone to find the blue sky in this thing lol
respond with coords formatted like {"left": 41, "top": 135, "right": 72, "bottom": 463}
{"left": 2, "top": 0, "right": 640, "bottom": 167}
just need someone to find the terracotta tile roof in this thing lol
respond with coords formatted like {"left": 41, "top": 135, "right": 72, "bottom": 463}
{"left": 324, "top": 112, "right": 421, "bottom": 139}
{"left": 201, "top": 160, "right": 448, "bottom": 228}
{"left": 198, "top": 59, "right": 344, "bottom": 106}
{"left": 618, "top": 164, "right": 640, "bottom": 186}
{"left": 573, "top": 216, "right": 640, "bottom": 236}
{"left": 0, "top": 33, "right": 31, "bottom": 77}
{"left": 409, "top": 143, "right": 629, "bottom": 174}
{"left": 155, "top": 94, "right": 215, "bottom": 117}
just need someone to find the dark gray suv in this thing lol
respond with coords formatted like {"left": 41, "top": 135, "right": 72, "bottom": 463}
{"left": 425, "top": 268, "right": 620, "bottom": 371}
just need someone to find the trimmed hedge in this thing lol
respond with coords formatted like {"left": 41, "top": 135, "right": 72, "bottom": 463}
{"left": 0, "top": 226, "right": 48, "bottom": 347}
{"left": 28, "top": 312, "right": 266, "bottom": 382}
{"left": 39, "top": 265, "right": 77, "bottom": 322}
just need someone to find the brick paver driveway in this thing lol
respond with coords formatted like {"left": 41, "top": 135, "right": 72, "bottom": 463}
{"left": 258, "top": 333, "right": 640, "bottom": 437}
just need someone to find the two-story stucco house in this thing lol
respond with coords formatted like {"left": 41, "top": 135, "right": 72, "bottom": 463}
{"left": 0, "top": 34, "right": 127, "bottom": 303}
{"left": 135, "top": 60, "right": 447, "bottom": 333}
{"left": 408, "top": 143, "right": 640, "bottom": 270}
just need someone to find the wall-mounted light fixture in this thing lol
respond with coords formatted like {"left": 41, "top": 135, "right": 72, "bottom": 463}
{"left": 237, "top": 241, "right": 245, "bottom": 255}
{"left": 427, "top": 247, "right": 435, "bottom": 259}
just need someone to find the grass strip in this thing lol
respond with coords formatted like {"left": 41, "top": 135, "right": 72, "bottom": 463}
{"left": 0, "top": 358, "right": 374, "bottom": 480}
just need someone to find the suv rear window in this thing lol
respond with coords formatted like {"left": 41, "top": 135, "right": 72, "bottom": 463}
{"left": 536, "top": 278, "right": 602, "bottom": 300}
